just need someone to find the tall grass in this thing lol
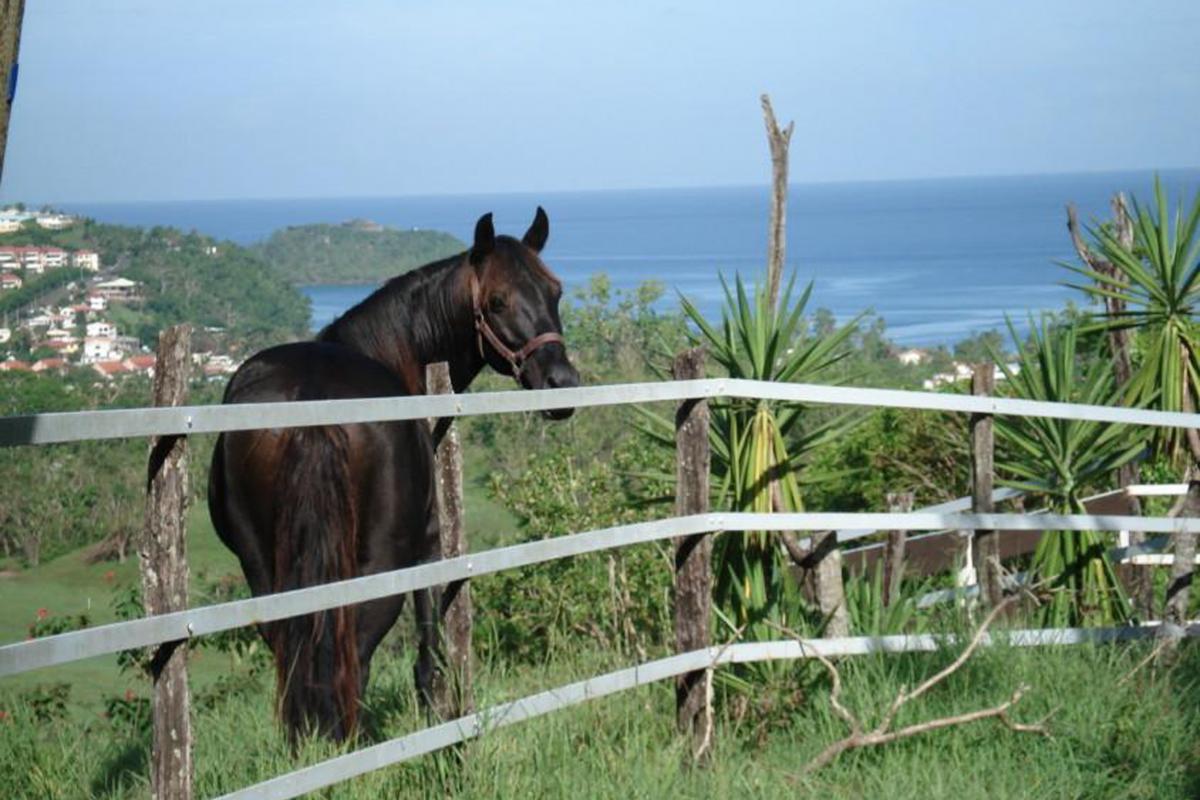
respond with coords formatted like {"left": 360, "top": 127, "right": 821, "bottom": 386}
{"left": 4, "top": 629, "right": 1199, "bottom": 799}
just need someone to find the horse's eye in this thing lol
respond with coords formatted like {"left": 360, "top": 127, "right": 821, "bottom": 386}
{"left": 488, "top": 295, "right": 507, "bottom": 313}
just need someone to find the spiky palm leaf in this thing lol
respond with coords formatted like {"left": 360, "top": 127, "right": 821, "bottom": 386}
{"left": 994, "top": 318, "right": 1142, "bottom": 625}
{"left": 1062, "top": 177, "right": 1200, "bottom": 465}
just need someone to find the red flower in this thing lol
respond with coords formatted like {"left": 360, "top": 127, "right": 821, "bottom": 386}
{"left": 103, "top": 570, "right": 116, "bottom": 583}
{"left": 124, "top": 689, "right": 135, "bottom": 701}
{"left": 36, "top": 608, "right": 48, "bottom": 619}
{"left": 0, "top": 710, "right": 9, "bottom": 722}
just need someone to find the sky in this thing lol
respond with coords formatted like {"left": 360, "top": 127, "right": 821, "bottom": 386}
{"left": 2, "top": 0, "right": 1198, "bottom": 203}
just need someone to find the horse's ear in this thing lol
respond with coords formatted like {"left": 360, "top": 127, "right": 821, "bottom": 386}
{"left": 470, "top": 212, "right": 495, "bottom": 266}
{"left": 522, "top": 206, "right": 549, "bottom": 253}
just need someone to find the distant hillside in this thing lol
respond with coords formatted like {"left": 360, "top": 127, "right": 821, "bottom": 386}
{"left": 0, "top": 218, "right": 311, "bottom": 357}
{"left": 252, "top": 221, "right": 465, "bottom": 284}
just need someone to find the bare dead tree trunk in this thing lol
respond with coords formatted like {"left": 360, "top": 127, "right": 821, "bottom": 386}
{"left": 0, "top": 0, "right": 25, "bottom": 186}
{"left": 672, "top": 348, "right": 713, "bottom": 760}
{"left": 141, "top": 324, "right": 193, "bottom": 800}
{"left": 971, "top": 364, "right": 1003, "bottom": 609}
{"left": 1067, "top": 197, "right": 1153, "bottom": 614}
{"left": 426, "top": 362, "right": 473, "bottom": 720}
{"left": 796, "top": 532, "right": 850, "bottom": 637}
{"left": 761, "top": 94, "right": 793, "bottom": 311}
{"left": 883, "top": 492, "right": 914, "bottom": 607}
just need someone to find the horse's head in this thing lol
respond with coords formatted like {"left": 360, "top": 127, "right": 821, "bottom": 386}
{"left": 468, "top": 207, "right": 579, "bottom": 419}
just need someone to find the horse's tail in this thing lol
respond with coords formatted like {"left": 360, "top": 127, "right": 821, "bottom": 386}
{"left": 270, "top": 424, "right": 361, "bottom": 742}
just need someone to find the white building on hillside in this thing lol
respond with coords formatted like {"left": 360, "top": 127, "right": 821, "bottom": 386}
{"left": 72, "top": 250, "right": 100, "bottom": 271}
{"left": 86, "top": 320, "right": 117, "bottom": 339}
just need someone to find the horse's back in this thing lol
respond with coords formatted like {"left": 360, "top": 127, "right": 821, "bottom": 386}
{"left": 209, "top": 341, "right": 435, "bottom": 595}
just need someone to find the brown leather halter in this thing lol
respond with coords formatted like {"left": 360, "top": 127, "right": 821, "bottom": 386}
{"left": 469, "top": 273, "right": 564, "bottom": 382}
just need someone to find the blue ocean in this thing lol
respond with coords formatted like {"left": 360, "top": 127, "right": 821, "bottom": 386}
{"left": 60, "top": 169, "right": 1200, "bottom": 346}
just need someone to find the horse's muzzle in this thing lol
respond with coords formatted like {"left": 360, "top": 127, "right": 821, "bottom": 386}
{"left": 538, "top": 359, "right": 579, "bottom": 420}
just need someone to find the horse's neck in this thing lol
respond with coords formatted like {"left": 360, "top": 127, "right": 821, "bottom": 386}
{"left": 318, "top": 258, "right": 483, "bottom": 394}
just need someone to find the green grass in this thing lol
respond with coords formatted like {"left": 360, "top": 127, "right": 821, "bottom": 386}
{"left": 3, "top": 614, "right": 1200, "bottom": 798}
{"left": 0, "top": 504, "right": 241, "bottom": 708}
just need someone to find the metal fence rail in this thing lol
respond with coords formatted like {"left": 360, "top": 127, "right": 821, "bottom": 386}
{"left": 4, "top": 377, "right": 1200, "bottom": 447}
{"left": 4, "top": 375, "right": 1198, "bottom": 799}
{"left": 218, "top": 622, "right": 1197, "bottom": 800}
{"left": 5, "top": 509, "right": 1200, "bottom": 678}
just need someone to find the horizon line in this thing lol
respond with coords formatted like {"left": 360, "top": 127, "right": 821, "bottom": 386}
{"left": 6, "top": 164, "right": 1199, "bottom": 208}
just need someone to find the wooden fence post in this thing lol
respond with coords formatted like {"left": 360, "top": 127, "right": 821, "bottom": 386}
{"left": 672, "top": 348, "right": 711, "bottom": 758}
{"left": 426, "top": 362, "right": 472, "bottom": 719}
{"left": 141, "top": 324, "right": 192, "bottom": 800}
{"left": 971, "top": 363, "right": 1003, "bottom": 608}
{"left": 1165, "top": 480, "right": 1200, "bottom": 629}
{"left": 882, "top": 491, "right": 913, "bottom": 607}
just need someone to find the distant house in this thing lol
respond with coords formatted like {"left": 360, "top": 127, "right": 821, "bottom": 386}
{"left": 86, "top": 320, "right": 117, "bottom": 339}
{"left": 895, "top": 348, "right": 928, "bottom": 366}
{"left": 43, "top": 328, "right": 74, "bottom": 343}
{"left": 0, "top": 272, "right": 21, "bottom": 290}
{"left": 123, "top": 354, "right": 156, "bottom": 376}
{"left": 32, "top": 358, "right": 69, "bottom": 374}
{"left": 0, "top": 246, "right": 44, "bottom": 273}
{"left": 0, "top": 327, "right": 10, "bottom": 343}
{"left": 41, "top": 247, "right": 68, "bottom": 269}
{"left": 72, "top": 250, "right": 100, "bottom": 271}
{"left": 83, "top": 337, "right": 123, "bottom": 363}
{"left": 92, "top": 360, "right": 128, "bottom": 379}
{"left": 93, "top": 277, "right": 141, "bottom": 301}
{"left": 87, "top": 293, "right": 108, "bottom": 312}
{"left": 41, "top": 339, "right": 79, "bottom": 356}
{"left": 0, "top": 219, "right": 21, "bottom": 234}
{"left": 36, "top": 214, "right": 74, "bottom": 230}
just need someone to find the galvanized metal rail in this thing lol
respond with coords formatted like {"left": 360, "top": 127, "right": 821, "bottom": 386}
{"left": 3, "top": 378, "right": 1199, "bottom": 447}
{"left": 218, "top": 622, "right": 1197, "bottom": 800}
{"left": 5, "top": 509, "right": 1200, "bottom": 677}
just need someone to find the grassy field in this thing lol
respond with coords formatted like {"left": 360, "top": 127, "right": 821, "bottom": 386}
{"left": 4, "top": 465, "right": 1199, "bottom": 797}
{"left": 3, "top": 618, "right": 1199, "bottom": 798}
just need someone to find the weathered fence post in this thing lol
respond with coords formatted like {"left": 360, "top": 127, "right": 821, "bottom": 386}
{"left": 1165, "top": 480, "right": 1200, "bottom": 630}
{"left": 971, "top": 363, "right": 1003, "bottom": 608}
{"left": 426, "top": 362, "right": 473, "bottom": 719}
{"left": 672, "top": 348, "right": 711, "bottom": 758}
{"left": 882, "top": 491, "right": 914, "bottom": 607}
{"left": 141, "top": 324, "right": 192, "bottom": 800}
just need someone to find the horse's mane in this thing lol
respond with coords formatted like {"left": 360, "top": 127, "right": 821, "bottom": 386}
{"left": 315, "top": 251, "right": 465, "bottom": 384}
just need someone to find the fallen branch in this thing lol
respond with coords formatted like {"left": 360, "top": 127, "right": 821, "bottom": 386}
{"left": 771, "top": 596, "right": 1053, "bottom": 775}
{"left": 1116, "top": 637, "right": 1172, "bottom": 688}
{"left": 693, "top": 624, "right": 746, "bottom": 763}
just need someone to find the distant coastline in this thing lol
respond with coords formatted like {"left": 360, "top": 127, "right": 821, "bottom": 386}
{"left": 55, "top": 168, "right": 1200, "bottom": 346}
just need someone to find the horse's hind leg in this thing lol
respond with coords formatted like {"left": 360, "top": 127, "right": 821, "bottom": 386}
{"left": 412, "top": 587, "right": 440, "bottom": 709}
{"left": 353, "top": 594, "right": 406, "bottom": 705}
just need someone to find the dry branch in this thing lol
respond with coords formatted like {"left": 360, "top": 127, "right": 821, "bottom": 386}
{"left": 774, "top": 596, "right": 1052, "bottom": 776}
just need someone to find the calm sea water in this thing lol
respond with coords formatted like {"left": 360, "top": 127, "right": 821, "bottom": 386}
{"left": 62, "top": 169, "right": 1200, "bottom": 345}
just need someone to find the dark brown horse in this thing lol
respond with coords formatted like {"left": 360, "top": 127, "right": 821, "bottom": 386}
{"left": 208, "top": 208, "right": 578, "bottom": 741}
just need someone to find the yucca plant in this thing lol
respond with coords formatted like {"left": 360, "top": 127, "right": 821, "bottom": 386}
{"left": 1063, "top": 178, "right": 1200, "bottom": 467}
{"left": 679, "top": 272, "right": 860, "bottom": 629}
{"left": 994, "top": 318, "right": 1144, "bottom": 626}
